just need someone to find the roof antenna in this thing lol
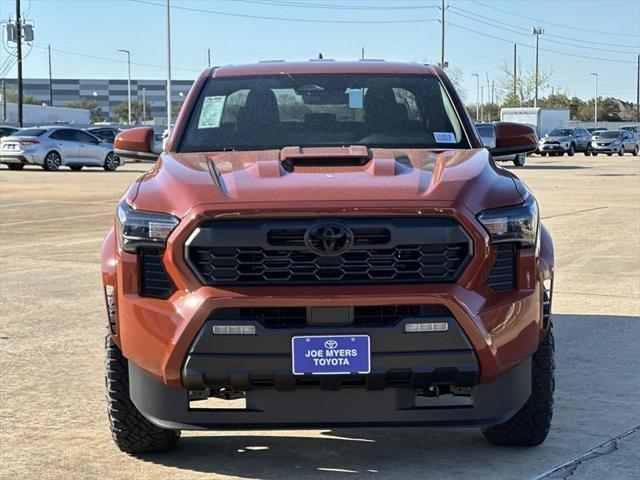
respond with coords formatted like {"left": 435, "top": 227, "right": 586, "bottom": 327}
{"left": 318, "top": 52, "right": 323, "bottom": 59}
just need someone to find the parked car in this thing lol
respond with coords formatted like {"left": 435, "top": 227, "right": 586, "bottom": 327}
{"left": 475, "top": 122, "right": 527, "bottom": 166}
{"left": 0, "top": 126, "right": 119, "bottom": 171}
{"left": 104, "top": 60, "right": 553, "bottom": 454}
{"left": 0, "top": 125, "right": 19, "bottom": 139}
{"left": 587, "top": 127, "right": 607, "bottom": 135}
{"left": 86, "top": 126, "right": 121, "bottom": 144}
{"left": 621, "top": 125, "right": 640, "bottom": 142}
{"left": 590, "top": 130, "right": 639, "bottom": 156}
{"left": 537, "top": 127, "right": 592, "bottom": 156}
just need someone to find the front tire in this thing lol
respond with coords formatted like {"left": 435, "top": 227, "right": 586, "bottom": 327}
{"left": 540, "top": 152, "right": 547, "bottom": 157}
{"left": 103, "top": 152, "right": 118, "bottom": 171}
{"left": 513, "top": 154, "right": 525, "bottom": 167}
{"left": 618, "top": 146, "right": 625, "bottom": 156}
{"left": 6, "top": 163, "right": 24, "bottom": 170}
{"left": 567, "top": 144, "right": 575, "bottom": 156}
{"left": 42, "top": 151, "right": 62, "bottom": 171}
{"left": 482, "top": 327, "right": 555, "bottom": 447}
{"left": 106, "top": 335, "right": 180, "bottom": 454}
{"left": 634, "top": 145, "right": 639, "bottom": 156}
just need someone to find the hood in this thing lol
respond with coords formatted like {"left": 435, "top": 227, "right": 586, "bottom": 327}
{"left": 593, "top": 137, "right": 620, "bottom": 145}
{"left": 541, "top": 135, "right": 570, "bottom": 142}
{"left": 132, "top": 147, "right": 524, "bottom": 218}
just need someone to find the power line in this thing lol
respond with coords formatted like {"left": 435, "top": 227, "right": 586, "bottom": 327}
{"left": 130, "top": 0, "right": 439, "bottom": 24}
{"left": 446, "top": 21, "right": 636, "bottom": 65}
{"left": 448, "top": 6, "right": 638, "bottom": 54}
{"left": 470, "top": 0, "right": 640, "bottom": 38}
{"left": 31, "top": 45, "right": 201, "bottom": 73}
{"left": 227, "top": 0, "right": 439, "bottom": 10}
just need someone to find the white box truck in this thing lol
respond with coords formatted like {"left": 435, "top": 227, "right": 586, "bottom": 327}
{"left": 500, "top": 108, "right": 569, "bottom": 138}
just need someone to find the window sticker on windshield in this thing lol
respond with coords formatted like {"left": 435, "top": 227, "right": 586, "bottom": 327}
{"left": 348, "top": 89, "right": 364, "bottom": 109}
{"left": 434, "top": 132, "right": 456, "bottom": 143}
{"left": 198, "top": 96, "right": 226, "bottom": 129}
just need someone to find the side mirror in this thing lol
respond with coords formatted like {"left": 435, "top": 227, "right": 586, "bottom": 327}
{"left": 114, "top": 127, "right": 159, "bottom": 162}
{"left": 488, "top": 122, "right": 538, "bottom": 157}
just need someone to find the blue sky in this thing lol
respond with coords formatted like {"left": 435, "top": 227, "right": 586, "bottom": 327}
{"left": 1, "top": 0, "right": 639, "bottom": 102}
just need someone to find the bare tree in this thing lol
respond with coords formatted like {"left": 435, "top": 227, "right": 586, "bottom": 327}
{"left": 499, "top": 60, "right": 551, "bottom": 108}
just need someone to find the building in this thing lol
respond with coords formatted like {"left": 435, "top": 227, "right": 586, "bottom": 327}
{"left": 2, "top": 78, "right": 195, "bottom": 124}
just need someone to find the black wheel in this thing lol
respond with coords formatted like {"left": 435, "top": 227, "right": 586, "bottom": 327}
{"left": 69, "top": 165, "right": 83, "bottom": 171}
{"left": 106, "top": 335, "right": 180, "bottom": 454}
{"left": 43, "top": 151, "right": 62, "bottom": 171}
{"left": 103, "top": 152, "right": 118, "bottom": 171}
{"left": 512, "top": 154, "right": 525, "bottom": 167}
{"left": 585, "top": 145, "right": 592, "bottom": 156}
{"left": 482, "top": 327, "right": 555, "bottom": 447}
{"left": 618, "top": 146, "right": 625, "bottom": 156}
{"left": 592, "top": 152, "right": 598, "bottom": 156}
{"left": 6, "top": 163, "right": 24, "bottom": 170}
{"left": 567, "top": 144, "right": 575, "bottom": 156}
{"left": 634, "top": 145, "right": 639, "bottom": 156}
{"left": 607, "top": 153, "right": 612, "bottom": 156}
{"left": 540, "top": 152, "right": 547, "bottom": 157}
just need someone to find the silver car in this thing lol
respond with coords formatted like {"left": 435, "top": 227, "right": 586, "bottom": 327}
{"left": 590, "top": 130, "right": 639, "bottom": 156}
{"left": 0, "top": 126, "right": 120, "bottom": 171}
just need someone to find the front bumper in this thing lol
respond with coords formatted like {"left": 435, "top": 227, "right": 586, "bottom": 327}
{"left": 591, "top": 144, "right": 620, "bottom": 154}
{"left": 537, "top": 143, "right": 567, "bottom": 153}
{"left": 129, "top": 357, "right": 531, "bottom": 430}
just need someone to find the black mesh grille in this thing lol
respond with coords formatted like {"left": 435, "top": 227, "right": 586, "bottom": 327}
{"left": 487, "top": 243, "right": 516, "bottom": 292}
{"left": 210, "top": 304, "right": 451, "bottom": 329}
{"left": 140, "top": 248, "right": 175, "bottom": 298}
{"left": 186, "top": 218, "right": 471, "bottom": 286}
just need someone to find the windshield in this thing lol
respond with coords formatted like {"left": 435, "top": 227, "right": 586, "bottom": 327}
{"left": 598, "top": 131, "right": 622, "bottom": 139}
{"left": 548, "top": 128, "right": 573, "bottom": 136}
{"left": 178, "top": 74, "right": 467, "bottom": 152}
{"left": 15, "top": 128, "right": 46, "bottom": 137}
{"left": 621, "top": 126, "right": 637, "bottom": 132}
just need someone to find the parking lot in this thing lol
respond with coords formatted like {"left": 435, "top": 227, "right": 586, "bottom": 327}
{"left": 0, "top": 153, "right": 638, "bottom": 480}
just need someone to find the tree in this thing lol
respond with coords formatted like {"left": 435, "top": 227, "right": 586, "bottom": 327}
{"left": 64, "top": 98, "right": 104, "bottom": 123}
{"left": 499, "top": 61, "right": 551, "bottom": 108}
{"left": 113, "top": 100, "right": 151, "bottom": 123}
{"left": 4, "top": 89, "right": 39, "bottom": 105}
{"left": 577, "top": 97, "right": 631, "bottom": 122}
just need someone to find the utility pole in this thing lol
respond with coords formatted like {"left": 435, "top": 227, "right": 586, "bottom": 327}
{"left": 2, "top": 81, "right": 6, "bottom": 121}
{"left": 491, "top": 79, "right": 495, "bottom": 105}
{"left": 472, "top": 73, "right": 479, "bottom": 121}
{"left": 636, "top": 54, "right": 639, "bottom": 122}
{"left": 513, "top": 43, "right": 517, "bottom": 100}
{"left": 48, "top": 44, "right": 53, "bottom": 106}
{"left": 207, "top": 48, "right": 211, "bottom": 68}
{"left": 590, "top": 72, "right": 598, "bottom": 124}
{"left": 166, "top": 0, "right": 172, "bottom": 130}
{"left": 440, "top": 0, "right": 445, "bottom": 68}
{"left": 532, "top": 27, "right": 544, "bottom": 108}
{"left": 117, "top": 50, "right": 131, "bottom": 124}
{"left": 142, "top": 87, "right": 146, "bottom": 122}
{"left": 16, "top": 0, "right": 23, "bottom": 127}
{"left": 361, "top": 47, "right": 364, "bottom": 60}
{"left": 480, "top": 86, "right": 484, "bottom": 122}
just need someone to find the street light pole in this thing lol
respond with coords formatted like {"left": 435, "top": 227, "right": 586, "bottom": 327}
{"left": 472, "top": 73, "right": 479, "bottom": 121}
{"left": 532, "top": 26, "right": 544, "bottom": 108}
{"left": 16, "top": 0, "right": 24, "bottom": 127}
{"left": 142, "top": 87, "right": 146, "bottom": 122}
{"left": 590, "top": 72, "right": 598, "bottom": 124}
{"left": 117, "top": 49, "right": 131, "bottom": 124}
{"left": 166, "top": 0, "right": 172, "bottom": 130}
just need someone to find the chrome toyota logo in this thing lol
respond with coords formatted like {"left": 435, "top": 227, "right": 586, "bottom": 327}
{"left": 324, "top": 340, "right": 338, "bottom": 349}
{"left": 304, "top": 223, "right": 354, "bottom": 257}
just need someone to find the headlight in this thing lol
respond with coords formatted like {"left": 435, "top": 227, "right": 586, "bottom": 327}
{"left": 116, "top": 201, "right": 179, "bottom": 253}
{"left": 477, "top": 196, "right": 539, "bottom": 247}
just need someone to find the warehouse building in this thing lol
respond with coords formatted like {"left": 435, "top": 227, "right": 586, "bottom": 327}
{"left": 1, "top": 78, "right": 194, "bottom": 123}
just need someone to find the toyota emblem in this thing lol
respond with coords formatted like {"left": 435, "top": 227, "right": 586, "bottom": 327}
{"left": 324, "top": 339, "right": 338, "bottom": 349}
{"left": 304, "top": 223, "right": 354, "bottom": 257}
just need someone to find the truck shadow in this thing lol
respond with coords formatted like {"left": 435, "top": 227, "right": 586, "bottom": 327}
{"left": 134, "top": 313, "right": 640, "bottom": 479}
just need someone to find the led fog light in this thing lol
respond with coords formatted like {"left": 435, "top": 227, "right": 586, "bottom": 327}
{"left": 212, "top": 325, "right": 256, "bottom": 335}
{"left": 404, "top": 322, "right": 449, "bottom": 333}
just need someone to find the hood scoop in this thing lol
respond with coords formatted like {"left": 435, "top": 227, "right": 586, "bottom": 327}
{"left": 280, "top": 146, "right": 371, "bottom": 170}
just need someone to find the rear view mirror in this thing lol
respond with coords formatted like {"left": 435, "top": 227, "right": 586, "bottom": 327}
{"left": 114, "top": 127, "right": 159, "bottom": 161}
{"left": 488, "top": 122, "right": 538, "bottom": 157}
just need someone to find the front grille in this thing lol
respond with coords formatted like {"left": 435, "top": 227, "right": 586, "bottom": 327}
{"left": 487, "top": 243, "right": 516, "bottom": 292}
{"left": 186, "top": 218, "right": 471, "bottom": 286}
{"left": 139, "top": 248, "right": 175, "bottom": 298}
{"left": 210, "top": 304, "right": 452, "bottom": 328}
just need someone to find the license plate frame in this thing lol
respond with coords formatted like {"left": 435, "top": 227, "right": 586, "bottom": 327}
{"left": 291, "top": 334, "right": 371, "bottom": 375}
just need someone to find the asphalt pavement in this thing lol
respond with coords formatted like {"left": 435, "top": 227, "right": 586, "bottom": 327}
{"left": 0, "top": 153, "right": 638, "bottom": 480}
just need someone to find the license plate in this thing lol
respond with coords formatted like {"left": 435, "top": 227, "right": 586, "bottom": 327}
{"left": 291, "top": 335, "right": 370, "bottom": 375}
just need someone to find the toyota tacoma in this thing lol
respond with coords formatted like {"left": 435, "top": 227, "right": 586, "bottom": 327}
{"left": 103, "top": 60, "right": 554, "bottom": 454}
